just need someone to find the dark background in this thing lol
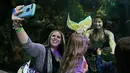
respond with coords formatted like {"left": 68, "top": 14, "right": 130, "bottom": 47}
{"left": 0, "top": 0, "right": 130, "bottom": 72}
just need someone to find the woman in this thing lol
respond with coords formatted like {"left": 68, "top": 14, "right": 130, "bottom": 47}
{"left": 12, "top": 5, "right": 65, "bottom": 73}
{"left": 59, "top": 33, "right": 89, "bottom": 73}
{"left": 96, "top": 48, "right": 116, "bottom": 73}
{"left": 85, "top": 15, "right": 116, "bottom": 54}
{"left": 85, "top": 15, "right": 116, "bottom": 73}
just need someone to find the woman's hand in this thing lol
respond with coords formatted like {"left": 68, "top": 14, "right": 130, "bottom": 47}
{"left": 12, "top": 5, "right": 24, "bottom": 29}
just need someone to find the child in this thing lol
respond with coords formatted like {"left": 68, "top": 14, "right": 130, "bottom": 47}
{"left": 96, "top": 48, "right": 116, "bottom": 73}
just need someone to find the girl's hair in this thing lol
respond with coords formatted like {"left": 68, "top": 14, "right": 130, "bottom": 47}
{"left": 115, "top": 37, "right": 130, "bottom": 73}
{"left": 44, "top": 30, "right": 65, "bottom": 56}
{"left": 59, "top": 33, "right": 89, "bottom": 73}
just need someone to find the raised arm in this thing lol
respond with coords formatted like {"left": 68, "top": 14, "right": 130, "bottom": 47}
{"left": 12, "top": 5, "right": 28, "bottom": 44}
{"left": 105, "top": 30, "right": 116, "bottom": 54}
{"left": 12, "top": 5, "right": 45, "bottom": 57}
{"left": 96, "top": 48, "right": 114, "bottom": 73}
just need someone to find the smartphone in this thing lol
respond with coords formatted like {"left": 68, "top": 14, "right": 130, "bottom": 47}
{"left": 12, "top": 3, "right": 36, "bottom": 18}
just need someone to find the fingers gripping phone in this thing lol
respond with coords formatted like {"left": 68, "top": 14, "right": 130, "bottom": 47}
{"left": 12, "top": 3, "right": 36, "bottom": 18}
{"left": 18, "top": 3, "right": 36, "bottom": 18}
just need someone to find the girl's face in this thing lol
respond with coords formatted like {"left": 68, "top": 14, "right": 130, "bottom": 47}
{"left": 94, "top": 18, "right": 103, "bottom": 29}
{"left": 50, "top": 31, "right": 61, "bottom": 48}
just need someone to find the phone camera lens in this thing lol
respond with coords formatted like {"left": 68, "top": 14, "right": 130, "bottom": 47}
{"left": 26, "top": 8, "right": 30, "bottom": 12}
{"left": 31, "top": 4, "right": 33, "bottom": 9}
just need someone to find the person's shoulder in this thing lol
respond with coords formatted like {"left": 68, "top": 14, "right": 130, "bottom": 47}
{"left": 88, "top": 29, "right": 93, "bottom": 31}
{"left": 86, "top": 29, "right": 93, "bottom": 33}
{"left": 85, "top": 29, "right": 93, "bottom": 37}
{"left": 104, "top": 29, "right": 112, "bottom": 33}
{"left": 35, "top": 43, "right": 46, "bottom": 51}
{"left": 104, "top": 29, "right": 114, "bottom": 36}
{"left": 35, "top": 43, "right": 45, "bottom": 48}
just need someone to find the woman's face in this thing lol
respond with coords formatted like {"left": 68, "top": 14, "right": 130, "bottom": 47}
{"left": 94, "top": 18, "right": 103, "bottom": 29}
{"left": 50, "top": 31, "right": 62, "bottom": 48}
